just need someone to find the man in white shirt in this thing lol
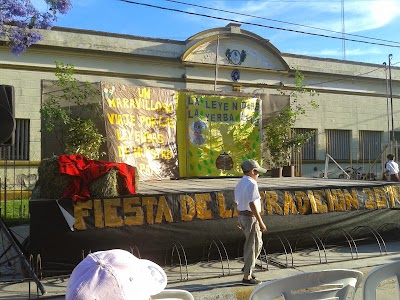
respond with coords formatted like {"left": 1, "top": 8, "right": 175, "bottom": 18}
{"left": 234, "top": 159, "right": 267, "bottom": 285}
{"left": 384, "top": 154, "right": 400, "bottom": 182}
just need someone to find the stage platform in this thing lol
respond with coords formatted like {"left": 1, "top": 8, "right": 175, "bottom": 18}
{"left": 27, "top": 176, "right": 400, "bottom": 275}
{"left": 136, "top": 176, "right": 387, "bottom": 194}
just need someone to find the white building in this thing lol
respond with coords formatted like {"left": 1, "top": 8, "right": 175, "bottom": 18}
{"left": 0, "top": 23, "right": 398, "bottom": 188}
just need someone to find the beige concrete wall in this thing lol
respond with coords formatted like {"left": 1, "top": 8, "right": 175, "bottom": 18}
{"left": 0, "top": 25, "right": 399, "bottom": 183}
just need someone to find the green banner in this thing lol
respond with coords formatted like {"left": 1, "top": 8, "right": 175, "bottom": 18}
{"left": 186, "top": 94, "right": 261, "bottom": 177}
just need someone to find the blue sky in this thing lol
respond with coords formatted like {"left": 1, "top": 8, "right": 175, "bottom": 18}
{"left": 34, "top": 0, "right": 400, "bottom": 65}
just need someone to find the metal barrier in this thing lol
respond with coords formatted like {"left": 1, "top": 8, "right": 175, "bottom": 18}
{"left": 0, "top": 160, "right": 37, "bottom": 223}
{"left": 165, "top": 242, "right": 189, "bottom": 281}
{"left": 261, "top": 224, "right": 399, "bottom": 269}
{"left": 294, "top": 232, "right": 327, "bottom": 264}
{"left": 202, "top": 239, "right": 231, "bottom": 277}
{"left": 264, "top": 234, "right": 294, "bottom": 268}
{"left": 4, "top": 223, "right": 400, "bottom": 293}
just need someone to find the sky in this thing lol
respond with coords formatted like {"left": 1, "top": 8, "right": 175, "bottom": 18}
{"left": 34, "top": 0, "right": 400, "bottom": 65}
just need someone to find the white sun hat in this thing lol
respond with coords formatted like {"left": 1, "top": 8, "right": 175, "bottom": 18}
{"left": 66, "top": 249, "right": 167, "bottom": 300}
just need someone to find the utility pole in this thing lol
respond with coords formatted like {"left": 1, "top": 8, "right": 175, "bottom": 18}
{"left": 214, "top": 36, "right": 220, "bottom": 91}
{"left": 389, "top": 54, "right": 394, "bottom": 141}
{"left": 383, "top": 62, "right": 390, "bottom": 143}
{"left": 341, "top": 0, "right": 346, "bottom": 60}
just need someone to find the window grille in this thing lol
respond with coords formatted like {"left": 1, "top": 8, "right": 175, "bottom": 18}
{"left": 359, "top": 131, "right": 382, "bottom": 161}
{"left": 325, "top": 129, "right": 351, "bottom": 160}
{"left": 294, "top": 128, "right": 316, "bottom": 160}
{"left": 0, "top": 119, "right": 30, "bottom": 160}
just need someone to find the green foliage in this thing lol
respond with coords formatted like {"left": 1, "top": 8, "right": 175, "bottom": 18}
{"left": 40, "top": 61, "right": 104, "bottom": 160}
{"left": 1, "top": 199, "right": 30, "bottom": 226}
{"left": 263, "top": 68, "right": 319, "bottom": 168}
{"left": 65, "top": 119, "right": 104, "bottom": 160}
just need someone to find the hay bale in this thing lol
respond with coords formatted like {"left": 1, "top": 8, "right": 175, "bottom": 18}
{"left": 37, "top": 156, "right": 70, "bottom": 199}
{"left": 89, "top": 168, "right": 119, "bottom": 198}
{"left": 90, "top": 167, "right": 138, "bottom": 197}
{"left": 36, "top": 156, "right": 137, "bottom": 199}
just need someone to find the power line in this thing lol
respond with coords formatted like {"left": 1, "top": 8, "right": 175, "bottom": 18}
{"left": 312, "top": 65, "right": 383, "bottom": 86}
{"left": 341, "top": 0, "right": 346, "bottom": 60}
{"left": 205, "top": 0, "right": 380, "bottom": 1}
{"left": 118, "top": 0, "right": 399, "bottom": 88}
{"left": 309, "top": 60, "right": 399, "bottom": 86}
{"left": 197, "top": 0, "right": 384, "bottom": 2}
{"left": 118, "top": 0, "right": 400, "bottom": 48}
{"left": 164, "top": 0, "right": 400, "bottom": 46}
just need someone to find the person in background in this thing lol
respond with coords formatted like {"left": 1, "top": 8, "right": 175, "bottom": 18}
{"left": 66, "top": 249, "right": 167, "bottom": 300}
{"left": 234, "top": 159, "right": 268, "bottom": 286}
{"left": 384, "top": 154, "right": 400, "bottom": 182}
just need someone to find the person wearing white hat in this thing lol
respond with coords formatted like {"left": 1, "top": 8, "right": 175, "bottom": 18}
{"left": 234, "top": 159, "right": 267, "bottom": 286}
{"left": 66, "top": 249, "right": 167, "bottom": 300}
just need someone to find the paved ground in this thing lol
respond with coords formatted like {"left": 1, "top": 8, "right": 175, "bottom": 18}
{"left": 1, "top": 224, "right": 400, "bottom": 299}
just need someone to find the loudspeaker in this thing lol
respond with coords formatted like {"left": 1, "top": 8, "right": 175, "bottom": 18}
{"left": 0, "top": 85, "right": 15, "bottom": 146}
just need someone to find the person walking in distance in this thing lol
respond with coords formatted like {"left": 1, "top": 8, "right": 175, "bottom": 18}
{"left": 384, "top": 154, "right": 400, "bottom": 182}
{"left": 234, "top": 159, "right": 267, "bottom": 285}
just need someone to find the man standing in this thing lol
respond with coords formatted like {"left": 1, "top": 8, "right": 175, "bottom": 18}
{"left": 234, "top": 159, "right": 267, "bottom": 285}
{"left": 384, "top": 154, "right": 400, "bottom": 182}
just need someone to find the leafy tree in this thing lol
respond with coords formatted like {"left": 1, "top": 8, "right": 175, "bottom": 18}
{"left": 40, "top": 61, "right": 104, "bottom": 159}
{"left": 0, "top": 0, "right": 72, "bottom": 55}
{"left": 263, "top": 68, "right": 319, "bottom": 168}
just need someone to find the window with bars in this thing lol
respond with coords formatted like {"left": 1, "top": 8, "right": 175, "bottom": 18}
{"left": 294, "top": 128, "right": 316, "bottom": 160}
{"left": 0, "top": 119, "right": 30, "bottom": 160}
{"left": 359, "top": 131, "right": 382, "bottom": 161}
{"left": 325, "top": 129, "right": 351, "bottom": 160}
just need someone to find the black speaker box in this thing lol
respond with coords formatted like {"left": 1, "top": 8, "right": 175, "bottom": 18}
{"left": 0, "top": 85, "right": 15, "bottom": 146}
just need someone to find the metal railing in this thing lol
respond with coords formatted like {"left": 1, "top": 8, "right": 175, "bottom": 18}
{"left": 0, "top": 164, "right": 36, "bottom": 223}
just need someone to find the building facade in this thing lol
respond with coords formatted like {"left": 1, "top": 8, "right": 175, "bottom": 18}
{"left": 0, "top": 23, "right": 398, "bottom": 188}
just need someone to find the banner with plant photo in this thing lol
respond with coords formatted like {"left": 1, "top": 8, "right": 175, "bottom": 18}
{"left": 184, "top": 94, "right": 261, "bottom": 177}
{"left": 101, "top": 82, "right": 179, "bottom": 181}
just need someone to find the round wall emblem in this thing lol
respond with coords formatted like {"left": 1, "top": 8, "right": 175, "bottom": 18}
{"left": 231, "top": 69, "right": 240, "bottom": 82}
{"left": 226, "top": 49, "right": 246, "bottom": 65}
